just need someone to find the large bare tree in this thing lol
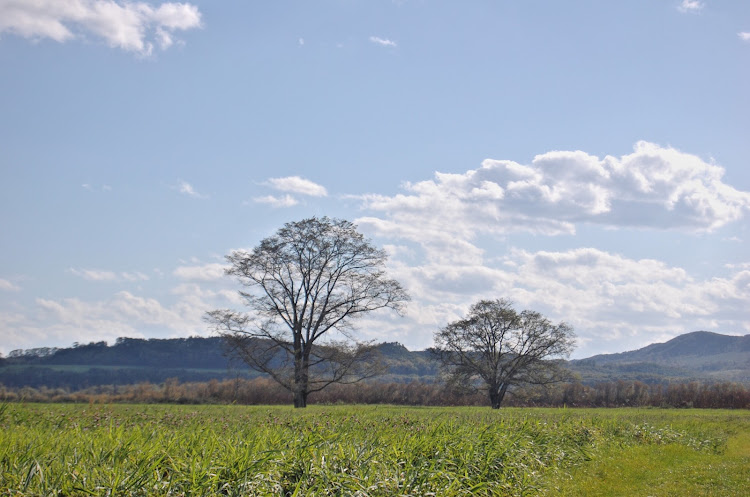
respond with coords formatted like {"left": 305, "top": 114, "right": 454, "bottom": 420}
{"left": 433, "top": 299, "right": 575, "bottom": 409}
{"left": 206, "top": 217, "right": 410, "bottom": 407}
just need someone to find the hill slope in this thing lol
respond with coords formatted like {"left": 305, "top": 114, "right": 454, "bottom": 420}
{"left": 2, "top": 331, "right": 748, "bottom": 389}
{"left": 0, "top": 338, "right": 439, "bottom": 389}
{"left": 569, "top": 331, "right": 750, "bottom": 383}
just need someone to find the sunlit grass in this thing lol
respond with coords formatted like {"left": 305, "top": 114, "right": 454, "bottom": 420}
{"left": 1, "top": 403, "right": 748, "bottom": 495}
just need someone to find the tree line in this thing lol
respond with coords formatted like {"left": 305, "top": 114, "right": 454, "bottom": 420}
{"left": 2, "top": 377, "right": 748, "bottom": 409}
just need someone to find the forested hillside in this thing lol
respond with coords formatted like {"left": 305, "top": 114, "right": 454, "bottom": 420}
{"left": 568, "top": 331, "right": 750, "bottom": 383}
{"left": 0, "top": 338, "right": 439, "bottom": 389}
{"left": 1, "top": 331, "right": 748, "bottom": 390}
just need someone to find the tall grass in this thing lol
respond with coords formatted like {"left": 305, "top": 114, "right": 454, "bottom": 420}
{"left": 1, "top": 404, "right": 746, "bottom": 496}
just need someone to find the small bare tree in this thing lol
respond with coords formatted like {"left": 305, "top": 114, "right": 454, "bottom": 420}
{"left": 206, "top": 217, "right": 410, "bottom": 408}
{"left": 433, "top": 299, "right": 575, "bottom": 409}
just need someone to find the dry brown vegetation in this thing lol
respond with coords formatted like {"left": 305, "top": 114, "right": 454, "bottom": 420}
{"left": 2, "top": 378, "right": 749, "bottom": 408}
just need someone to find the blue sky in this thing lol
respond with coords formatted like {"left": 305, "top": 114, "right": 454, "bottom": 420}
{"left": 1, "top": 0, "right": 748, "bottom": 358}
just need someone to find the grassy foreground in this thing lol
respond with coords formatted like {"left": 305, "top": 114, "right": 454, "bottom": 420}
{"left": 1, "top": 403, "right": 748, "bottom": 496}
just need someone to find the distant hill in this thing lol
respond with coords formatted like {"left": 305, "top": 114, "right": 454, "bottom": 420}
{"left": 1, "top": 331, "right": 748, "bottom": 389}
{"left": 568, "top": 331, "right": 750, "bottom": 384}
{"left": 0, "top": 337, "right": 439, "bottom": 389}
{"left": 0, "top": 337, "right": 248, "bottom": 389}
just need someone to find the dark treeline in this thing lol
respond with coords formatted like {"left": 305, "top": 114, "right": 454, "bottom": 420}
{"left": 2, "top": 378, "right": 749, "bottom": 409}
{"left": 0, "top": 366, "right": 257, "bottom": 389}
{"left": 4, "top": 337, "right": 233, "bottom": 369}
{"left": 0, "top": 340, "right": 439, "bottom": 390}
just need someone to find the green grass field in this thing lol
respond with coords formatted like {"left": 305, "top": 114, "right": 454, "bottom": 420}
{"left": 1, "top": 403, "right": 748, "bottom": 496}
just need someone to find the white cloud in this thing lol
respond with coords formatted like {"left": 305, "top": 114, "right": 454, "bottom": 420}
{"left": 677, "top": 0, "right": 704, "bottom": 13}
{"left": 0, "top": 278, "right": 20, "bottom": 292}
{"left": 347, "top": 142, "right": 750, "bottom": 355}
{"left": 0, "top": 279, "right": 242, "bottom": 354}
{"left": 173, "top": 262, "right": 227, "bottom": 281}
{"left": 378, "top": 246, "right": 750, "bottom": 357}
{"left": 69, "top": 268, "right": 149, "bottom": 282}
{"left": 369, "top": 36, "right": 397, "bottom": 47}
{"left": 739, "top": 32, "right": 750, "bottom": 42}
{"left": 0, "top": 0, "right": 202, "bottom": 55}
{"left": 254, "top": 176, "right": 327, "bottom": 207}
{"left": 357, "top": 142, "right": 750, "bottom": 262}
{"left": 176, "top": 180, "right": 208, "bottom": 199}
{"left": 253, "top": 194, "right": 299, "bottom": 208}
{"left": 265, "top": 176, "right": 328, "bottom": 197}
{"left": 69, "top": 268, "right": 118, "bottom": 281}
{"left": 5, "top": 247, "right": 748, "bottom": 357}
{"left": 82, "top": 183, "right": 112, "bottom": 192}
{"left": 121, "top": 271, "right": 150, "bottom": 282}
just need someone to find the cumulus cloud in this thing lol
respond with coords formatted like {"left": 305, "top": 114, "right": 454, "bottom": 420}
{"left": 0, "top": 279, "right": 241, "bottom": 354}
{"left": 504, "top": 248, "right": 750, "bottom": 354}
{"left": 347, "top": 141, "right": 750, "bottom": 355}
{"left": 369, "top": 36, "right": 397, "bottom": 47}
{"left": 5, "top": 248, "right": 748, "bottom": 357}
{"left": 357, "top": 142, "right": 750, "bottom": 261}
{"left": 380, "top": 246, "right": 750, "bottom": 356}
{"left": 265, "top": 176, "right": 328, "bottom": 197}
{"left": 677, "top": 0, "right": 704, "bottom": 13}
{"left": 0, "top": 0, "right": 203, "bottom": 55}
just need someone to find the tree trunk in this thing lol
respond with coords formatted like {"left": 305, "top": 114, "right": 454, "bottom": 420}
{"left": 293, "top": 337, "right": 308, "bottom": 408}
{"left": 489, "top": 384, "right": 509, "bottom": 409}
{"left": 489, "top": 390, "right": 502, "bottom": 409}
{"left": 293, "top": 388, "right": 307, "bottom": 408}
{"left": 293, "top": 368, "right": 308, "bottom": 408}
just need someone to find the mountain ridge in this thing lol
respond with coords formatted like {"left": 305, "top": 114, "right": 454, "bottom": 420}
{"left": 582, "top": 331, "right": 750, "bottom": 363}
{"left": 568, "top": 331, "right": 750, "bottom": 384}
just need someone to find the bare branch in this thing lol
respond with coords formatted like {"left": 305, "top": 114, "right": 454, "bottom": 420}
{"left": 433, "top": 299, "right": 576, "bottom": 408}
{"left": 207, "top": 216, "right": 409, "bottom": 407}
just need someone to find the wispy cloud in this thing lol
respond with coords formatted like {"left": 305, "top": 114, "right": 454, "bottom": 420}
{"left": 173, "top": 262, "right": 227, "bottom": 281}
{"left": 739, "top": 32, "right": 750, "bottom": 42}
{"left": 266, "top": 176, "right": 328, "bottom": 197}
{"left": 175, "top": 181, "right": 208, "bottom": 199}
{"left": 0, "top": 278, "right": 20, "bottom": 292}
{"left": 370, "top": 36, "right": 397, "bottom": 48}
{"left": 0, "top": 0, "right": 203, "bottom": 55}
{"left": 254, "top": 176, "right": 327, "bottom": 208}
{"left": 82, "top": 183, "right": 112, "bottom": 192}
{"left": 69, "top": 268, "right": 149, "bottom": 282}
{"left": 253, "top": 194, "right": 299, "bottom": 208}
{"left": 677, "top": 0, "right": 704, "bottom": 13}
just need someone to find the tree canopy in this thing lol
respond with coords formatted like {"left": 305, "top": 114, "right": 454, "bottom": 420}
{"left": 207, "top": 216, "right": 410, "bottom": 407}
{"left": 433, "top": 299, "right": 575, "bottom": 408}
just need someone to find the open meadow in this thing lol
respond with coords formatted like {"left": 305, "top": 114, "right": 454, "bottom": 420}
{"left": 1, "top": 403, "right": 748, "bottom": 496}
